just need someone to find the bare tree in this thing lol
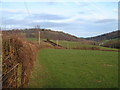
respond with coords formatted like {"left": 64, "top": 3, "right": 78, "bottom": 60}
{"left": 35, "top": 25, "right": 40, "bottom": 29}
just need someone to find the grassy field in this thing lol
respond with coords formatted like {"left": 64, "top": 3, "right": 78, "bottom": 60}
{"left": 27, "top": 38, "right": 38, "bottom": 41}
{"left": 52, "top": 40, "right": 93, "bottom": 49}
{"left": 29, "top": 49, "right": 118, "bottom": 88}
{"left": 26, "top": 38, "right": 118, "bottom": 51}
{"left": 101, "top": 38, "right": 119, "bottom": 43}
{"left": 52, "top": 40, "right": 118, "bottom": 51}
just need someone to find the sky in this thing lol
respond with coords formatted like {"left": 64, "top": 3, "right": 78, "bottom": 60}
{"left": 0, "top": 0, "right": 118, "bottom": 37}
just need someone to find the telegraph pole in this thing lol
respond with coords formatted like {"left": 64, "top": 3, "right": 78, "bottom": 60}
{"left": 0, "top": 27, "right": 2, "bottom": 90}
{"left": 35, "top": 25, "right": 41, "bottom": 45}
{"left": 56, "top": 40, "right": 58, "bottom": 46}
{"left": 0, "top": 0, "right": 3, "bottom": 89}
{"left": 39, "top": 31, "right": 40, "bottom": 45}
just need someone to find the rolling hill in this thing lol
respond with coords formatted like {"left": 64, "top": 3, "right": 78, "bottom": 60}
{"left": 86, "top": 30, "right": 120, "bottom": 41}
{"left": 86, "top": 30, "right": 120, "bottom": 49}
{"left": 3, "top": 28, "right": 95, "bottom": 45}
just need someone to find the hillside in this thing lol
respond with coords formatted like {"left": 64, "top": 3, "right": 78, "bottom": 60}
{"left": 85, "top": 30, "right": 120, "bottom": 49}
{"left": 3, "top": 28, "right": 95, "bottom": 44}
{"left": 86, "top": 30, "right": 120, "bottom": 41}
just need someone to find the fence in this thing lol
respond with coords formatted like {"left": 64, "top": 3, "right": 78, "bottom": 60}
{"left": 2, "top": 34, "right": 38, "bottom": 88}
{"left": 2, "top": 37, "right": 21, "bottom": 88}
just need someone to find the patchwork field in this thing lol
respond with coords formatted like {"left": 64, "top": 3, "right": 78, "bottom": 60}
{"left": 29, "top": 49, "right": 118, "bottom": 88}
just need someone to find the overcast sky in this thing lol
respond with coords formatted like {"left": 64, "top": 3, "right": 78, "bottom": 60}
{"left": 0, "top": 1, "right": 118, "bottom": 37}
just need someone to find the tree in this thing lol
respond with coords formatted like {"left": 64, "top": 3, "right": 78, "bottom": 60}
{"left": 35, "top": 25, "right": 40, "bottom": 29}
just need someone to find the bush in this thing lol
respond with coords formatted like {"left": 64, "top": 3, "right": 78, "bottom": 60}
{"left": 2, "top": 33, "right": 38, "bottom": 88}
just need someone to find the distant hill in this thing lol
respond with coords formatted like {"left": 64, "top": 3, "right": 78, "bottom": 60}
{"left": 3, "top": 28, "right": 95, "bottom": 44}
{"left": 85, "top": 30, "right": 120, "bottom": 49}
{"left": 86, "top": 30, "right": 120, "bottom": 42}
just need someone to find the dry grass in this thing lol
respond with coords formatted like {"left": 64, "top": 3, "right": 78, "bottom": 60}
{"left": 2, "top": 33, "right": 39, "bottom": 88}
{"left": 2, "top": 31, "right": 60, "bottom": 88}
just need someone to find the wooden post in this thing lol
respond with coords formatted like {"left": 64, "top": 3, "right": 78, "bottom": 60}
{"left": 39, "top": 31, "right": 40, "bottom": 45}
{"left": 16, "top": 64, "right": 18, "bottom": 88}
{"left": 0, "top": 29, "right": 2, "bottom": 90}
{"left": 56, "top": 40, "right": 58, "bottom": 46}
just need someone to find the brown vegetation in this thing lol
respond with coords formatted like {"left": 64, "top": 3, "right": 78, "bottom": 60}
{"left": 2, "top": 30, "right": 61, "bottom": 88}
{"left": 3, "top": 29, "right": 95, "bottom": 45}
{"left": 2, "top": 33, "right": 39, "bottom": 88}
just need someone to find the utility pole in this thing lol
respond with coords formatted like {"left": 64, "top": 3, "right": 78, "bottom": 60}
{"left": 35, "top": 25, "right": 41, "bottom": 45}
{"left": 0, "top": 1, "right": 3, "bottom": 89}
{"left": 39, "top": 31, "right": 41, "bottom": 45}
{"left": 56, "top": 40, "right": 58, "bottom": 46}
{"left": 0, "top": 27, "right": 2, "bottom": 90}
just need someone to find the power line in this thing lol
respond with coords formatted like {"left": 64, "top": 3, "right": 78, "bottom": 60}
{"left": 23, "top": 0, "right": 31, "bottom": 16}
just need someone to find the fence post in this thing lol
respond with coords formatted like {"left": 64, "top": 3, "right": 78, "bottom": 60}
{"left": 56, "top": 40, "right": 58, "bottom": 46}
{"left": 39, "top": 31, "right": 40, "bottom": 45}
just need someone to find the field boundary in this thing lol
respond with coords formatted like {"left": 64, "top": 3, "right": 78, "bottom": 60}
{"left": 43, "top": 39, "right": 66, "bottom": 49}
{"left": 2, "top": 34, "right": 38, "bottom": 88}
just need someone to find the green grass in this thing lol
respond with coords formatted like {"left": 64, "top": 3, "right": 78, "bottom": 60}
{"left": 101, "top": 38, "right": 119, "bottom": 43}
{"left": 29, "top": 49, "right": 118, "bottom": 88}
{"left": 26, "top": 38, "right": 118, "bottom": 51}
{"left": 26, "top": 38, "right": 46, "bottom": 42}
{"left": 53, "top": 40, "right": 91, "bottom": 48}
{"left": 26, "top": 38, "right": 38, "bottom": 41}
{"left": 52, "top": 40, "right": 118, "bottom": 51}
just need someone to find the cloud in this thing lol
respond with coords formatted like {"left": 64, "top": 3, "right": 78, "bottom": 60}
{"left": 27, "top": 13, "right": 68, "bottom": 21}
{"left": 3, "top": 18, "right": 24, "bottom": 25}
{"left": 95, "top": 19, "right": 117, "bottom": 23}
{"left": 25, "top": 13, "right": 85, "bottom": 23}
{"left": 26, "top": 21, "right": 69, "bottom": 28}
{"left": 1, "top": 18, "right": 28, "bottom": 29}
{"left": 45, "top": 2, "right": 59, "bottom": 5}
{"left": 2, "top": 13, "right": 77, "bottom": 28}
{"left": 1, "top": 2, "right": 117, "bottom": 37}
{"left": 78, "top": 11, "right": 91, "bottom": 15}
{"left": 0, "top": 8, "right": 26, "bottom": 14}
{"left": 0, "top": 8, "right": 27, "bottom": 20}
{"left": 3, "top": 16, "right": 117, "bottom": 37}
